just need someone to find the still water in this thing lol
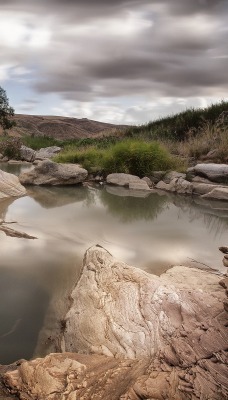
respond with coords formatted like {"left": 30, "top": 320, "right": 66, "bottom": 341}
{"left": 0, "top": 163, "right": 227, "bottom": 364}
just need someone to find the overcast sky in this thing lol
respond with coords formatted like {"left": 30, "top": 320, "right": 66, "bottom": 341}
{"left": 0, "top": 0, "right": 227, "bottom": 124}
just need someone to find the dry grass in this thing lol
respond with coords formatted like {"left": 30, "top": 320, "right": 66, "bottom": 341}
{"left": 177, "top": 117, "right": 228, "bottom": 163}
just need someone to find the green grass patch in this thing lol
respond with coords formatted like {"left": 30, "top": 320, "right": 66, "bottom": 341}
{"left": 22, "top": 135, "right": 61, "bottom": 150}
{"left": 54, "top": 139, "right": 184, "bottom": 176}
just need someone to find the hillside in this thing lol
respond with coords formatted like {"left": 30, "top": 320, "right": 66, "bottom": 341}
{"left": 0, "top": 114, "right": 126, "bottom": 140}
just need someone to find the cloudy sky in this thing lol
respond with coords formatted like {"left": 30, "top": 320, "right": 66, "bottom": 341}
{"left": 0, "top": 0, "right": 227, "bottom": 124}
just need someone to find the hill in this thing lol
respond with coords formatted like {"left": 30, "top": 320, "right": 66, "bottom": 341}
{"left": 0, "top": 114, "right": 126, "bottom": 140}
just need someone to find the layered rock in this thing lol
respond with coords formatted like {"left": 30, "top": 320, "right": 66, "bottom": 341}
{"left": 19, "top": 160, "right": 88, "bottom": 186}
{"left": 62, "top": 246, "right": 227, "bottom": 362}
{"left": 3, "top": 246, "right": 228, "bottom": 400}
{"left": 0, "top": 169, "right": 26, "bottom": 199}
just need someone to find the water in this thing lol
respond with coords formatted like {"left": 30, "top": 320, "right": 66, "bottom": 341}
{"left": 0, "top": 163, "right": 228, "bottom": 364}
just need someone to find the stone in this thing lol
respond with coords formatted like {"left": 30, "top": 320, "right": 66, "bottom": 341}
{"left": 141, "top": 176, "right": 153, "bottom": 188}
{"left": 191, "top": 163, "right": 228, "bottom": 183}
{"left": 19, "top": 160, "right": 88, "bottom": 186}
{"left": 162, "top": 171, "right": 186, "bottom": 184}
{"left": 2, "top": 157, "right": 8, "bottom": 162}
{"left": 156, "top": 177, "right": 193, "bottom": 194}
{"left": 192, "top": 182, "right": 220, "bottom": 195}
{"left": 0, "top": 169, "right": 26, "bottom": 199}
{"left": 148, "top": 171, "right": 166, "bottom": 184}
{"left": 192, "top": 175, "right": 216, "bottom": 184}
{"left": 0, "top": 153, "right": 4, "bottom": 160}
{"left": 62, "top": 246, "right": 227, "bottom": 362}
{"left": 106, "top": 173, "right": 141, "bottom": 187}
{"left": 128, "top": 181, "right": 151, "bottom": 191}
{"left": 35, "top": 146, "right": 61, "bottom": 160}
{"left": 3, "top": 353, "right": 146, "bottom": 400}
{"left": 3, "top": 246, "right": 228, "bottom": 400}
{"left": 201, "top": 187, "right": 228, "bottom": 201}
{"left": 20, "top": 145, "right": 36, "bottom": 162}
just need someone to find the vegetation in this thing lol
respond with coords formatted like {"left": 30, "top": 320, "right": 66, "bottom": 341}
{"left": 22, "top": 135, "right": 61, "bottom": 150}
{"left": 0, "top": 137, "right": 22, "bottom": 159}
{"left": 125, "top": 101, "right": 228, "bottom": 141}
{"left": 54, "top": 139, "right": 183, "bottom": 176}
{"left": 0, "top": 86, "right": 15, "bottom": 132}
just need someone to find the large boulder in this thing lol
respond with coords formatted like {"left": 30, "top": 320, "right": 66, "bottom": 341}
{"left": 35, "top": 146, "right": 61, "bottom": 160}
{"left": 3, "top": 246, "right": 228, "bottom": 400}
{"left": 0, "top": 169, "right": 26, "bottom": 199}
{"left": 162, "top": 171, "right": 186, "bottom": 184}
{"left": 20, "top": 145, "right": 36, "bottom": 162}
{"left": 19, "top": 160, "right": 88, "bottom": 186}
{"left": 188, "top": 163, "right": 228, "bottom": 183}
{"left": 62, "top": 246, "right": 227, "bottom": 361}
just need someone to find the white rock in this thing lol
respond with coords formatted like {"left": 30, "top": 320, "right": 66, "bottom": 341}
{"left": 0, "top": 169, "right": 26, "bottom": 199}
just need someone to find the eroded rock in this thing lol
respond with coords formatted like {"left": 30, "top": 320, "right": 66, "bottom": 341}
{"left": 156, "top": 177, "right": 193, "bottom": 194}
{"left": 19, "top": 160, "right": 88, "bottom": 186}
{"left": 20, "top": 145, "right": 36, "bottom": 162}
{"left": 0, "top": 169, "right": 26, "bottom": 199}
{"left": 62, "top": 246, "right": 227, "bottom": 363}
{"left": 189, "top": 163, "right": 228, "bottom": 183}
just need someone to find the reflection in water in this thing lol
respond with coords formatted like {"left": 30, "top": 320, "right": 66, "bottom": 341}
{"left": 101, "top": 187, "right": 168, "bottom": 222}
{"left": 0, "top": 181, "right": 228, "bottom": 364}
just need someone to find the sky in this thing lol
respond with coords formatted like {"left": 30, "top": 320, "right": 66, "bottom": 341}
{"left": 0, "top": 0, "right": 227, "bottom": 125}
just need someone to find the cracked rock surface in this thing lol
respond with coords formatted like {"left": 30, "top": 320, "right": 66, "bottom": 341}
{"left": 3, "top": 245, "right": 228, "bottom": 399}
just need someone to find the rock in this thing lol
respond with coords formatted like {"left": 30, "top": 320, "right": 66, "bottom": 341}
{"left": 19, "top": 160, "right": 88, "bottom": 186}
{"left": 201, "top": 187, "right": 228, "bottom": 201}
{"left": 0, "top": 153, "right": 4, "bottom": 160}
{"left": 2, "top": 157, "right": 9, "bottom": 162}
{"left": 192, "top": 182, "right": 220, "bottom": 195}
{"left": 156, "top": 177, "right": 193, "bottom": 194}
{"left": 0, "top": 170, "right": 26, "bottom": 199}
{"left": 20, "top": 145, "right": 36, "bottom": 162}
{"left": 141, "top": 176, "right": 153, "bottom": 188}
{"left": 35, "top": 146, "right": 61, "bottom": 160}
{"left": 223, "top": 255, "right": 228, "bottom": 268}
{"left": 162, "top": 171, "right": 186, "bottom": 184}
{"left": 128, "top": 181, "right": 151, "bottom": 191}
{"left": 192, "top": 175, "right": 216, "bottom": 184}
{"left": 106, "top": 173, "right": 141, "bottom": 187}
{"left": 62, "top": 246, "right": 227, "bottom": 362}
{"left": 4, "top": 353, "right": 146, "bottom": 400}
{"left": 3, "top": 246, "right": 228, "bottom": 400}
{"left": 148, "top": 171, "right": 166, "bottom": 184}
{"left": 189, "top": 163, "right": 228, "bottom": 183}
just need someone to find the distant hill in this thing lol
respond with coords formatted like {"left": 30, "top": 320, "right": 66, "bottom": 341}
{"left": 0, "top": 114, "right": 126, "bottom": 140}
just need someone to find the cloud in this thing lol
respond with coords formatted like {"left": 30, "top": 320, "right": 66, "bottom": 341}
{"left": 0, "top": 0, "right": 227, "bottom": 122}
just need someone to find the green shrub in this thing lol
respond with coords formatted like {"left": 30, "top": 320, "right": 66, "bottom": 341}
{"left": 0, "top": 137, "right": 22, "bottom": 159}
{"left": 102, "top": 140, "right": 181, "bottom": 176}
{"left": 54, "top": 139, "right": 184, "bottom": 176}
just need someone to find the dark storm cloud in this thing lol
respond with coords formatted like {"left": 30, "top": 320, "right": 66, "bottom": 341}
{"left": 1, "top": 0, "right": 228, "bottom": 107}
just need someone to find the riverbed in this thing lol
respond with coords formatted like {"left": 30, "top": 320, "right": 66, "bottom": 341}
{"left": 0, "top": 162, "right": 227, "bottom": 364}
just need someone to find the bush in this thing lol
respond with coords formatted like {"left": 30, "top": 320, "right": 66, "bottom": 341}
{"left": 54, "top": 139, "right": 184, "bottom": 176}
{"left": 0, "top": 137, "right": 22, "bottom": 159}
{"left": 103, "top": 140, "right": 182, "bottom": 176}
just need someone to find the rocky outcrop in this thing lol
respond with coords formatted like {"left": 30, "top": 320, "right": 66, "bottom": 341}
{"left": 35, "top": 146, "right": 61, "bottom": 160}
{"left": 19, "top": 160, "right": 88, "bottom": 186}
{"left": 20, "top": 145, "right": 36, "bottom": 162}
{"left": 62, "top": 246, "right": 227, "bottom": 360}
{"left": 0, "top": 169, "right": 26, "bottom": 199}
{"left": 106, "top": 173, "right": 151, "bottom": 191}
{"left": 3, "top": 246, "right": 228, "bottom": 400}
{"left": 189, "top": 163, "right": 228, "bottom": 184}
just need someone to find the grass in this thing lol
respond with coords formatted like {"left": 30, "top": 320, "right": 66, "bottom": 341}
{"left": 54, "top": 139, "right": 184, "bottom": 177}
{"left": 125, "top": 100, "right": 228, "bottom": 141}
